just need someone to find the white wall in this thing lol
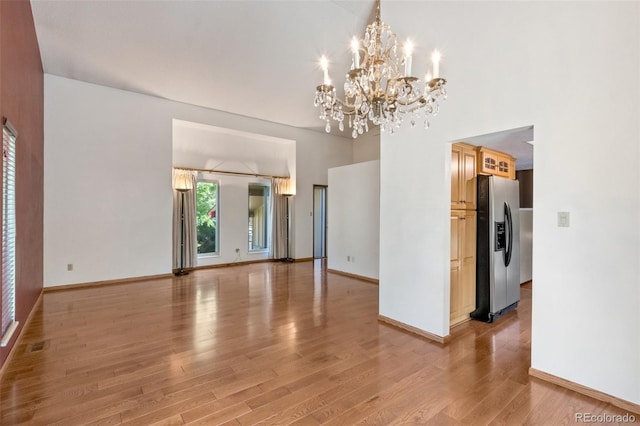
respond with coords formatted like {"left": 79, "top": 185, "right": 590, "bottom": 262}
{"left": 44, "top": 74, "right": 353, "bottom": 286}
{"left": 44, "top": 77, "right": 173, "bottom": 286}
{"left": 294, "top": 131, "right": 353, "bottom": 260}
{"left": 353, "top": 131, "right": 380, "bottom": 163}
{"left": 379, "top": 1, "right": 639, "bottom": 405}
{"left": 327, "top": 160, "right": 380, "bottom": 280}
{"left": 520, "top": 209, "right": 533, "bottom": 283}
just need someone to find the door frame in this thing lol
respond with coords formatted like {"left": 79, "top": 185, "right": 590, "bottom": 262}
{"left": 312, "top": 185, "right": 328, "bottom": 259}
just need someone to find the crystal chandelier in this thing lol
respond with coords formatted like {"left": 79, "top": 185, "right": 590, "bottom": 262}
{"left": 313, "top": 0, "right": 447, "bottom": 138}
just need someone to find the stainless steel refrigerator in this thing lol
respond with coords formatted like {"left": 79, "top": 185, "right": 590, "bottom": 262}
{"left": 471, "top": 175, "right": 520, "bottom": 323}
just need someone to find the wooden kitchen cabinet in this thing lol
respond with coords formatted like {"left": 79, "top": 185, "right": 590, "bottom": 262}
{"left": 450, "top": 210, "right": 476, "bottom": 326}
{"left": 477, "top": 147, "right": 516, "bottom": 180}
{"left": 451, "top": 143, "right": 477, "bottom": 210}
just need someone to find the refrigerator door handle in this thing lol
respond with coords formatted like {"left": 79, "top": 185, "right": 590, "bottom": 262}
{"left": 504, "top": 202, "right": 513, "bottom": 267}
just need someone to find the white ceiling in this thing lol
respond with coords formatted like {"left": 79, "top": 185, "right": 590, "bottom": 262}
{"left": 31, "top": 0, "right": 534, "bottom": 167}
{"left": 172, "top": 119, "right": 294, "bottom": 177}
{"left": 31, "top": 0, "right": 374, "bottom": 135}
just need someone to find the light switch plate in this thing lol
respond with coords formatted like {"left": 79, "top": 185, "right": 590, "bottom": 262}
{"left": 558, "top": 212, "right": 570, "bottom": 227}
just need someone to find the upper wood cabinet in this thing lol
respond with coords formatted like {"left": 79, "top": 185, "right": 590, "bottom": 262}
{"left": 451, "top": 143, "right": 477, "bottom": 210}
{"left": 477, "top": 147, "right": 516, "bottom": 180}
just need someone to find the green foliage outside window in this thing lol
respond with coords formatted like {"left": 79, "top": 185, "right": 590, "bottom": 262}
{"left": 196, "top": 182, "right": 217, "bottom": 254}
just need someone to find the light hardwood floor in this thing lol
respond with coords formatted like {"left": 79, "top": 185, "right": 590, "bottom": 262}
{"left": 0, "top": 261, "right": 635, "bottom": 425}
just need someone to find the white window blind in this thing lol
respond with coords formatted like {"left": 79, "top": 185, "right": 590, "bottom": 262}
{"left": 1, "top": 120, "right": 18, "bottom": 347}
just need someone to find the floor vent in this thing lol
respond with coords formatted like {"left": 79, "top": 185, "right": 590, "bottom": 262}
{"left": 28, "top": 341, "right": 47, "bottom": 353}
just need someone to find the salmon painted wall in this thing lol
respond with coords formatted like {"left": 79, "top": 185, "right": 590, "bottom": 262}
{"left": 0, "top": 0, "right": 44, "bottom": 369}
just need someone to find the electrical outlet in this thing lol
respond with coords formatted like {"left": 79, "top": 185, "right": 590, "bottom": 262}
{"left": 67, "top": 263, "right": 73, "bottom": 271}
{"left": 347, "top": 255, "right": 351, "bottom": 262}
{"left": 235, "top": 248, "right": 240, "bottom": 253}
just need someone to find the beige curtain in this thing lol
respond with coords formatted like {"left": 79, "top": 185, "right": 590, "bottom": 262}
{"left": 172, "top": 169, "right": 198, "bottom": 269}
{"left": 272, "top": 178, "right": 292, "bottom": 259}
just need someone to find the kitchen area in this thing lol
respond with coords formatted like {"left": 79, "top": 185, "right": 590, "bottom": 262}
{"left": 450, "top": 126, "right": 533, "bottom": 328}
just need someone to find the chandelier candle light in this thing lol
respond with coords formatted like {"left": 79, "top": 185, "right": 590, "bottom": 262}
{"left": 314, "top": 0, "right": 447, "bottom": 138}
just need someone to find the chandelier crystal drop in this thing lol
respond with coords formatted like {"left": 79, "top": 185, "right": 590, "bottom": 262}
{"left": 313, "top": 0, "right": 447, "bottom": 138}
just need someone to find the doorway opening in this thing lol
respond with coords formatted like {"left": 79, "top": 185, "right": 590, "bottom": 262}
{"left": 449, "top": 125, "right": 534, "bottom": 329}
{"left": 313, "top": 185, "right": 327, "bottom": 259}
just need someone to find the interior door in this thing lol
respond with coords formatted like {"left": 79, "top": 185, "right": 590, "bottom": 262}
{"left": 313, "top": 185, "right": 327, "bottom": 259}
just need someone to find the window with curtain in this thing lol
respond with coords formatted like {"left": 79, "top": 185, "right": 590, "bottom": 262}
{"left": 196, "top": 179, "right": 219, "bottom": 255}
{"left": 248, "top": 184, "right": 270, "bottom": 251}
{"left": 1, "top": 121, "right": 18, "bottom": 347}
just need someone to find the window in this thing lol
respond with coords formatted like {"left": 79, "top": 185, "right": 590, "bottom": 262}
{"left": 1, "top": 120, "right": 18, "bottom": 347}
{"left": 248, "top": 184, "right": 270, "bottom": 251}
{"left": 196, "top": 179, "right": 219, "bottom": 255}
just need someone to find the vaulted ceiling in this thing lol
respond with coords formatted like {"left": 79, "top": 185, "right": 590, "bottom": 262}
{"left": 31, "top": 0, "right": 534, "bottom": 165}
{"left": 31, "top": 0, "right": 375, "bottom": 134}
